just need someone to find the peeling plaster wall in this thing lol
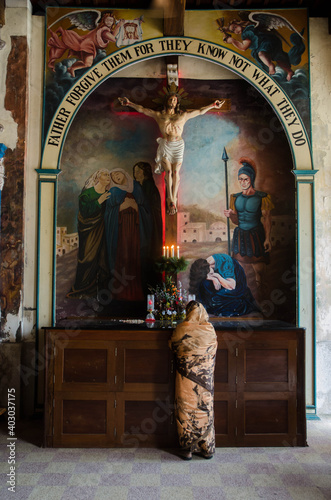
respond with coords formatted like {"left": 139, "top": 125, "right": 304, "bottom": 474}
{"left": 0, "top": 1, "right": 31, "bottom": 341}
{"left": 0, "top": 1, "right": 32, "bottom": 416}
{"left": 310, "top": 18, "right": 331, "bottom": 414}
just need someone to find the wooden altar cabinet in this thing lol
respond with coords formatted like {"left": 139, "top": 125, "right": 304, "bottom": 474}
{"left": 44, "top": 320, "right": 306, "bottom": 448}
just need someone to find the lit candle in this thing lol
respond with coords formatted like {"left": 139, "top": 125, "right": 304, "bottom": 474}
{"left": 163, "top": 246, "right": 166, "bottom": 257}
{"left": 166, "top": 246, "right": 169, "bottom": 258}
{"left": 177, "top": 245, "right": 180, "bottom": 258}
{"left": 171, "top": 245, "right": 174, "bottom": 257}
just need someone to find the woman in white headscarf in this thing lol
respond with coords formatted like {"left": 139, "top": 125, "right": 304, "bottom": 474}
{"left": 67, "top": 169, "right": 111, "bottom": 298}
{"left": 104, "top": 168, "right": 152, "bottom": 301}
{"left": 169, "top": 301, "right": 218, "bottom": 460}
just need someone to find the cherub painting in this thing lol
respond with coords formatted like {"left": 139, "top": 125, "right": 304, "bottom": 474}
{"left": 47, "top": 10, "right": 143, "bottom": 77}
{"left": 218, "top": 11, "right": 305, "bottom": 81}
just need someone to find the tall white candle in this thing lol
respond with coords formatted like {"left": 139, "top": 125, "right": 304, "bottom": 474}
{"left": 166, "top": 246, "right": 169, "bottom": 258}
{"left": 171, "top": 245, "right": 174, "bottom": 257}
{"left": 177, "top": 245, "right": 180, "bottom": 258}
{"left": 163, "top": 246, "right": 166, "bottom": 257}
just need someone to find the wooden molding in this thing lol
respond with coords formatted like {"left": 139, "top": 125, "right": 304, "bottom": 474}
{"left": 163, "top": 0, "right": 186, "bottom": 36}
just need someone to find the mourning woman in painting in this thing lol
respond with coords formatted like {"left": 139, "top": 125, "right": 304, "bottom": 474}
{"left": 189, "top": 253, "right": 259, "bottom": 317}
{"left": 169, "top": 300, "right": 217, "bottom": 460}
{"left": 67, "top": 169, "right": 111, "bottom": 298}
{"left": 133, "top": 162, "right": 163, "bottom": 283}
{"left": 104, "top": 168, "right": 152, "bottom": 301}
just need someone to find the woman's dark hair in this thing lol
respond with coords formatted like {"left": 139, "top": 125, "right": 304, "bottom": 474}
{"left": 189, "top": 258, "right": 210, "bottom": 294}
{"left": 133, "top": 161, "right": 153, "bottom": 180}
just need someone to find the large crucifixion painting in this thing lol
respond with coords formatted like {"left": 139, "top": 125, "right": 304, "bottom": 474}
{"left": 55, "top": 67, "right": 296, "bottom": 323}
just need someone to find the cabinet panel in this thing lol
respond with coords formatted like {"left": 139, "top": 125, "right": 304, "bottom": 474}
{"left": 214, "top": 342, "right": 237, "bottom": 392}
{"left": 53, "top": 392, "right": 116, "bottom": 447}
{"left": 116, "top": 392, "right": 176, "bottom": 448}
{"left": 237, "top": 393, "right": 298, "bottom": 446}
{"left": 117, "top": 340, "right": 174, "bottom": 393}
{"left": 63, "top": 348, "right": 108, "bottom": 383}
{"left": 244, "top": 399, "right": 288, "bottom": 434}
{"left": 245, "top": 349, "right": 288, "bottom": 383}
{"left": 62, "top": 399, "right": 107, "bottom": 434}
{"left": 238, "top": 339, "right": 297, "bottom": 393}
{"left": 214, "top": 393, "right": 237, "bottom": 446}
{"left": 54, "top": 340, "right": 117, "bottom": 392}
{"left": 125, "top": 349, "right": 170, "bottom": 384}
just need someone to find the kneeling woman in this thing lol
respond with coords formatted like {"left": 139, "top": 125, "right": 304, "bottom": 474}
{"left": 169, "top": 301, "right": 217, "bottom": 460}
{"left": 189, "top": 253, "right": 259, "bottom": 317}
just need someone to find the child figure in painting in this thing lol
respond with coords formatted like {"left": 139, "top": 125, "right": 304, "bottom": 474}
{"left": 118, "top": 95, "right": 225, "bottom": 215}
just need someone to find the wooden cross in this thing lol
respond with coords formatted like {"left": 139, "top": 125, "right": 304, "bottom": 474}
{"left": 162, "top": 0, "right": 231, "bottom": 249}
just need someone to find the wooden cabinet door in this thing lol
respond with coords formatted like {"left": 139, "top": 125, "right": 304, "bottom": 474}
{"left": 54, "top": 339, "right": 118, "bottom": 392}
{"left": 116, "top": 339, "right": 174, "bottom": 393}
{"left": 236, "top": 337, "right": 299, "bottom": 446}
{"left": 116, "top": 392, "right": 176, "bottom": 448}
{"left": 53, "top": 392, "right": 116, "bottom": 447}
{"left": 214, "top": 339, "right": 237, "bottom": 446}
{"left": 115, "top": 339, "right": 176, "bottom": 447}
{"left": 52, "top": 339, "right": 118, "bottom": 447}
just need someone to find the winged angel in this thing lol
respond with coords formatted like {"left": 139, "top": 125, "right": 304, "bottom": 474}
{"left": 219, "top": 11, "right": 305, "bottom": 81}
{"left": 48, "top": 10, "right": 143, "bottom": 77}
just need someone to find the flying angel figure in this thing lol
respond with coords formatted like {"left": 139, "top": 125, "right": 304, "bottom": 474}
{"left": 47, "top": 10, "right": 142, "bottom": 77}
{"left": 219, "top": 11, "right": 305, "bottom": 81}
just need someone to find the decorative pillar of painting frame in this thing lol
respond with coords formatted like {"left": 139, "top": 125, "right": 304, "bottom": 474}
{"left": 35, "top": 168, "right": 61, "bottom": 407}
{"left": 37, "top": 8, "right": 317, "bottom": 416}
{"left": 292, "top": 169, "right": 318, "bottom": 418}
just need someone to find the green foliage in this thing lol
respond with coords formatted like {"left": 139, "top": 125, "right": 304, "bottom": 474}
{"left": 154, "top": 256, "right": 189, "bottom": 274}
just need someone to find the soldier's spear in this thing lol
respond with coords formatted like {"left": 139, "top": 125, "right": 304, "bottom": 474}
{"left": 222, "top": 147, "right": 231, "bottom": 255}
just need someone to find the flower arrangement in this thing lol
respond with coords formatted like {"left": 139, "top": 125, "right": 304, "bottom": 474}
{"left": 148, "top": 276, "right": 187, "bottom": 322}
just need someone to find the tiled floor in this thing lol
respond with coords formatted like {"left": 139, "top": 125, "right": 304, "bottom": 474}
{"left": 0, "top": 416, "right": 330, "bottom": 499}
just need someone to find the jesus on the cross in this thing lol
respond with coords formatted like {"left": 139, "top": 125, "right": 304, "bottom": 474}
{"left": 118, "top": 93, "right": 225, "bottom": 215}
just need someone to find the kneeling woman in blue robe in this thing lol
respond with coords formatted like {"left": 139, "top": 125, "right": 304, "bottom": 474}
{"left": 189, "top": 253, "right": 259, "bottom": 317}
{"left": 104, "top": 168, "right": 152, "bottom": 301}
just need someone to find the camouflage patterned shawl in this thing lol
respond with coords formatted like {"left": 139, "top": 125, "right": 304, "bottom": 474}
{"left": 169, "top": 303, "right": 217, "bottom": 455}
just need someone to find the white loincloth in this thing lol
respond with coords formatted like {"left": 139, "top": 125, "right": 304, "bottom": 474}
{"left": 154, "top": 137, "right": 185, "bottom": 174}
